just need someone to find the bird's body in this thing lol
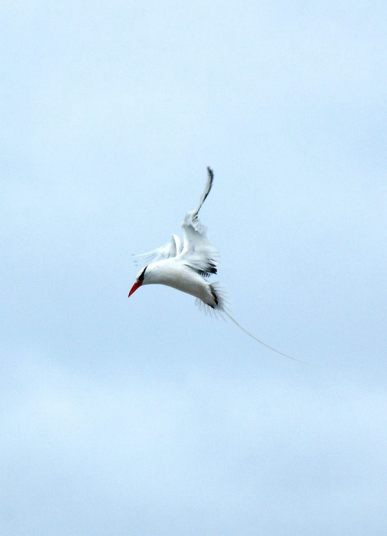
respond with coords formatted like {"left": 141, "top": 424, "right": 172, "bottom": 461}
{"left": 142, "top": 258, "right": 219, "bottom": 308}
{"left": 128, "top": 167, "right": 298, "bottom": 361}
{"left": 129, "top": 167, "right": 221, "bottom": 309}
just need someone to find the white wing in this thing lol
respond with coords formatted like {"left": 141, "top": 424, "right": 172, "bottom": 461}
{"left": 178, "top": 167, "right": 218, "bottom": 278}
{"left": 193, "top": 166, "right": 214, "bottom": 220}
{"left": 132, "top": 234, "right": 182, "bottom": 265}
{"left": 133, "top": 167, "right": 217, "bottom": 277}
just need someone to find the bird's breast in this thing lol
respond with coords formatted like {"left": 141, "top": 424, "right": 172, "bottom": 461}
{"left": 153, "top": 265, "right": 208, "bottom": 301}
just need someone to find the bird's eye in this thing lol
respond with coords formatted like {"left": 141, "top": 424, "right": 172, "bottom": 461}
{"left": 138, "top": 266, "right": 147, "bottom": 282}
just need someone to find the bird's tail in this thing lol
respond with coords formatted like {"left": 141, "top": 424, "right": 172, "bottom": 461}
{"left": 222, "top": 309, "right": 302, "bottom": 362}
{"left": 198, "top": 283, "right": 301, "bottom": 362}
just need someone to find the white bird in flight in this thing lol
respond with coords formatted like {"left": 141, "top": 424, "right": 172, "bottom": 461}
{"left": 128, "top": 167, "right": 297, "bottom": 361}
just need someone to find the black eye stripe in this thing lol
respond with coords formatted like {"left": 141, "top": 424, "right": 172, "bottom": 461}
{"left": 138, "top": 266, "right": 147, "bottom": 281}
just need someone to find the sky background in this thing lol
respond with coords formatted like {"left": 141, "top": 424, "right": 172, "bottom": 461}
{"left": 1, "top": 1, "right": 387, "bottom": 535}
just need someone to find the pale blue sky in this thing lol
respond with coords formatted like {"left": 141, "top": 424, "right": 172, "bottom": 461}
{"left": 1, "top": 2, "right": 386, "bottom": 535}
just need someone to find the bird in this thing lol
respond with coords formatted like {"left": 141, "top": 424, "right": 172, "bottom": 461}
{"left": 128, "top": 167, "right": 298, "bottom": 361}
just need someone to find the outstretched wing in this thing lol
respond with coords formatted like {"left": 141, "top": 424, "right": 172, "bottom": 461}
{"left": 132, "top": 234, "right": 182, "bottom": 265}
{"left": 193, "top": 166, "right": 214, "bottom": 220}
{"left": 133, "top": 167, "right": 217, "bottom": 277}
{"left": 178, "top": 167, "right": 218, "bottom": 278}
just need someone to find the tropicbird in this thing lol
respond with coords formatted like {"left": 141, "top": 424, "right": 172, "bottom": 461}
{"left": 128, "top": 167, "right": 297, "bottom": 361}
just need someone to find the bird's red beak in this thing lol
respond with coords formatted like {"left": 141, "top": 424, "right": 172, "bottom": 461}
{"left": 128, "top": 280, "right": 142, "bottom": 297}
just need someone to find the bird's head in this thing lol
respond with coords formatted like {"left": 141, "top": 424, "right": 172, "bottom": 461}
{"left": 128, "top": 264, "right": 160, "bottom": 297}
{"left": 128, "top": 265, "right": 149, "bottom": 297}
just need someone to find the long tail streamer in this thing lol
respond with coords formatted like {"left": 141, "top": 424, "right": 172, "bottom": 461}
{"left": 223, "top": 310, "right": 303, "bottom": 363}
